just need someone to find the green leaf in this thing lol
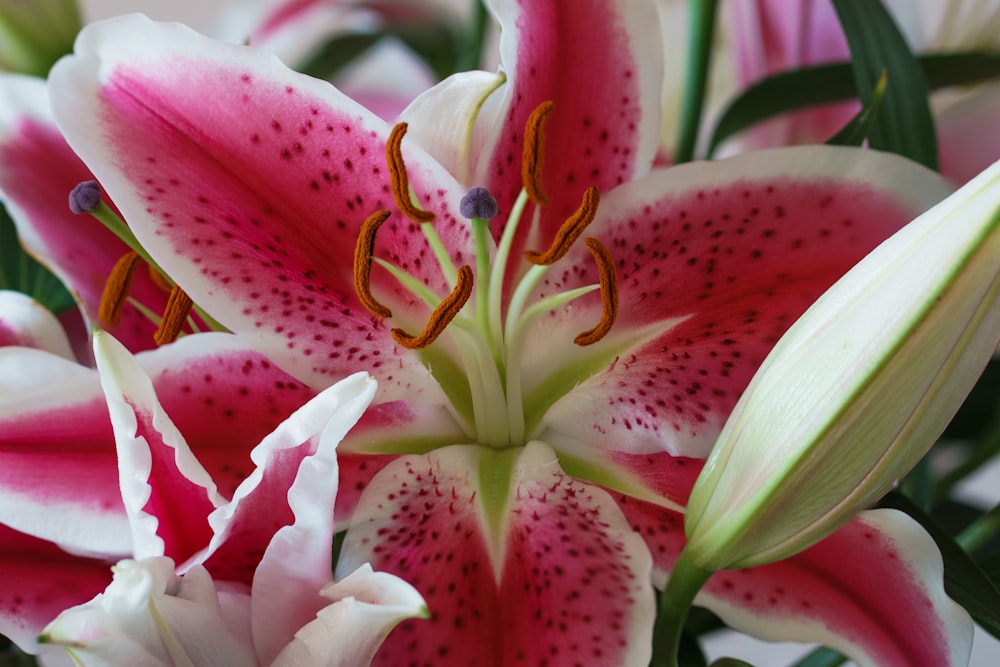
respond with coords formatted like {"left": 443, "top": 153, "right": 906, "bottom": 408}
{"left": 831, "top": 0, "right": 936, "bottom": 168}
{"left": 791, "top": 647, "right": 846, "bottom": 667}
{"left": 708, "top": 659, "right": 755, "bottom": 667}
{"left": 0, "top": 204, "right": 74, "bottom": 314}
{"left": 706, "top": 52, "right": 1000, "bottom": 157}
{"left": 826, "top": 70, "right": 886, "bottom": 146}
{"left": 878, "top": 491, "right": 1000, "bottom": 639}
{"left": 296, "top": 33, "right": 383, "bottom": 82}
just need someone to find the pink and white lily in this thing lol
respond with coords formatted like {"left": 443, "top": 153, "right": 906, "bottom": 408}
{"left": 33, "top": 334, "right": 425, "bottom": 666}
{"left": 43, "top": 3, "right": 971, "bottom": 665}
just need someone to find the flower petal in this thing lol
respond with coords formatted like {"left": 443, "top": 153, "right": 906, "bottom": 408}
{"left": 534, "top": 147, "right": 951, "bottom": 499}
{"left": 338, "top": 441, "right": 655, "bottom": 666}
{"left": 94, "top": 331, "right": 227, "bottom": 563}
{"left": 474, "top": 0, "right": 664, "bottom": 239}
{"left": 48, "top": 14, "right": 469, "bottom": 400}
{"left": 0, "top": 73, "right": 171, "bottom": 352}
{"left": 616, "top": 497, "right": 972, "bottom": 667}
{"left": 0, "top": 291, "right": 74, "bottom": 359}
{"left": 0, "top": 524, "right": 112, "bottom": 654}
{"left": 220, "top": 372, "right": 376, "bottom": 661}
{"left": 271, "top": 564, "right": 427, "bottom": 667}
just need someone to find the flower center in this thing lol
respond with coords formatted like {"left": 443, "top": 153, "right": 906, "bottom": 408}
{"left": 354, "top": 103, "right": 619, "bottom": 449}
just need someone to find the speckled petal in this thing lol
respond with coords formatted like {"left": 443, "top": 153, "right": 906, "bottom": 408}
{"left": 616, "top": 496, "right": 972, "bottom": 667}
{"left": 48, "top": 14, "right": 469, "bottom": 401}
{"left": 531, "top": 147, "right": 952, "bottom": 501}
{"left": 339, "top": 442, "right": 655, "bottom": 666}
{"left": 0, "top": 73, "right": 172, "bottom": 353}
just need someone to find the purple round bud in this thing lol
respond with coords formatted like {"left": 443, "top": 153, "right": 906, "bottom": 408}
{"left": 69, "top": 180, "right": 102, "bottom": 214}
{"left": 460, "top": 186, "right": 498, "bottom": 220}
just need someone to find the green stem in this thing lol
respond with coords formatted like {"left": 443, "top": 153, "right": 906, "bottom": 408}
{"left": 649, "top": 549, "right": 713, "bottom": 667}
{"left": 957, "top": 501, "right": 1000, "bottom": 555}
{"left": 674, "top": 0, "right": 719, "bottom": 164}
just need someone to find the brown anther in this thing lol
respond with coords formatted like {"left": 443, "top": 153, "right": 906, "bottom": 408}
{"left": 392, "top": 265, "right": 473, "bottom": 350}
{"left": 524, "top": 186, "right": 600, "bottom": 265}
{"left": 387, "top": 123, "right": 435, "bottom": 223}
{"left": 98, "top": 251, "right": 141, "bottom": 325}
{"left": 154, "top": 285, "right": 194, "bottom": 346}
{"left": 353, "top": 209, "right": 393, "bottom": 318}
{"left": 148, "top": 264, "right": 173, "bottom": 292}
{"left": 574, "top": 238, "right": 618, "bottom": 346}
{"left": 522, "top": 100, "right": 554, "bottom": 206}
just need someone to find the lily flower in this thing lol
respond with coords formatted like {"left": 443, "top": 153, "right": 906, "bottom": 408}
{"left": 685, "top": 156, "right": 1000, "bottom": 570}
{"left": 33, "top": 334, "right": 424, "bottom": 666}
{"left": 46, "top": 4, "right": 970, "bottom": 665}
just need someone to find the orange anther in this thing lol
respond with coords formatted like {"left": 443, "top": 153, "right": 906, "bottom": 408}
{"left": 98, "top": 251, "right": 141, "bottom": 325}
{"left": 387, "top": 123, "right": 435, "bottom": 223}
{"left": 524, "top": 186, "right": 600, "bottom": 265}
{"left": 522, "top": 101, "right": 554, "bottom": 206}
{"left": 154, "top": 285, "right": 194, "bottom": 345}
{"left": 574, "top": 238, "right": 618, "bottom": 346}
{"left": 392, "top": 265, "right": 474, "bottom": 349}
{"left": 353, "top": 209, "right": 394, "bottom": 318}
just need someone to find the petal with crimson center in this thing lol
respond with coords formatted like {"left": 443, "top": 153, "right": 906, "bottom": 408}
{"left": 615, "top": 496, "right": 972, "bottom": 667}
{"left": 0, "top": 524, "right": 113, "bottom": 655}
{"left": 473, "top": 0, "right": 664, "bottom": 241}
{"left": 0, "top": 73, "right": 171, "bottom": 353}
{"left": 527, "top": 147, "right": 952, "bottom": 503}
{"left": 338, "top": 441, "right": 655, "bottom": 667}
{"left": 48, "top": 14, "right": 470, "bottom": 400}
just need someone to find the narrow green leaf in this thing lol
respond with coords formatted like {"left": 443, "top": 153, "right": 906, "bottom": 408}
{"left": 878, "top": 491, "right": 1000, "bottom": 639}
{"left": 296, "top": 33, "right": 383, "bottom": 82}
{"left": 791, "top": 647, "right": 846, "bottom": 667}
{"left": 708, "top": 659, "right": 755, "bottom": 667}
{"left": 706, "top": 52, "right": 1000, "bottom": 157}
{"left": 673, "top": 0, "right": 720, "bottom": 164}
{"left": 0, "top": 204, "right": 73, "bottom": 314}
{"left": 832, "top": 0, "right": 937, "bottom": 168}
{"left": 826, "top": 70, "right": 887, "bottom": 146}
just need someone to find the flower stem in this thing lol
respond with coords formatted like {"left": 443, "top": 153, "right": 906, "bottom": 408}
{"left": 957, "top": 501, "right": 1000, "bottom": 555}
{"left": 674, "top": 0, "right": 719, "bottom": 164}
{"left": 649, "top": 548, "right": 713, "bottom": 667}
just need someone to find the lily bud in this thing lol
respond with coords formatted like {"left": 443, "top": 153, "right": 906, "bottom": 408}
{"left": 684, "top": 158, "right": 1000, "bottom": 571}
{"left": 0, "top": 0, "right": 82, "bottom": 76}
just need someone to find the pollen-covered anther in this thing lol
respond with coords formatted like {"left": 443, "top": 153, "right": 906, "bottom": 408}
{"left": 353, "top": 209, "right": 393, "bottom": 318}
{"left": 524, "top": 186, "right": 600, "bottom": 265}
{"left": 522, "top": 100, "right": 554, "bottom": 206}
{"left": 154, "top": 285, "right": 194, "bottom": 346}
{"left": 386, "top": 123, "right": 435, "bottom": 223}
{"left": 98, "top": 251, "right": 141, "bottom": 325}
{"left": 392, "top": 265, "right": 474, "bottom": 350}
{"left": 574, "top": 237, "right": 618, "bottom": 346}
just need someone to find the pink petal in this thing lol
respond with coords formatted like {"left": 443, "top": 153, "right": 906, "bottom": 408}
{"left": 245, "top": 372, "right": 376, "bottom": 663}
{"left": 0, "top": 347, "right": 129, "bottom": 555}
{"left": 0, "top": 73, "right": 172, "bottom": 353}
{"left": 533, "top": 147, "right": 952, "bottom": 499}
{"left": 937, "top": 84, "right": 1000, "bottom": 186}
{"left": 49, "top": 14, "right": 469, "bottom": 400}
{"left": 0, "top": 291, "right": 74, "bottom": 359}
{"left": 616, "top": 497, "right": 972, "bottom": 667}
{"left": 474, "top": 0, "right": 664, "bottom": 244}
{"left": 339, "top": 442, "right": 655, "bottom": 666}
{"left": 0, "top": 524, "right": 113, "bottom": 654}
{"left": 94, "top": 331, "right": 225, "bottom": 563}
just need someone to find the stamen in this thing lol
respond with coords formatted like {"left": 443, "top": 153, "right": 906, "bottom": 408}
{"left": 522, "top": 101, "right": 554, "bottom": 206}
{"left": 386, "top": 123, "right": 435, "bottom": 223}
{"left": 524, "top": 186, "right": 600, "bottom": 265}
{"left": 69, "top": 180, "right": 101, "bottom": 214}
{"left": 99, "top": 251, "right": 141, "bottom": 325}
{"left": 154, "top": 285, "right": 194, "bottom": 346}
{"left": 148, "top": 265, "right": 173, "bottom": 292}
{"left": 574, "top": 237, "right": 618, "bottom": 346}
{"left": 354, "top": 210, "right": 393, "bottom": 318}
{"left": 392, "top": 265, "right": 474, "bottom": 349}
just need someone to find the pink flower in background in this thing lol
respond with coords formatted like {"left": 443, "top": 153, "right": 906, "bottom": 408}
{"left": 35, "top": 1, "right": 973, "bottom": 664}
{"left": 727, "top": 0, "right": 1000, "bottom": 184}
